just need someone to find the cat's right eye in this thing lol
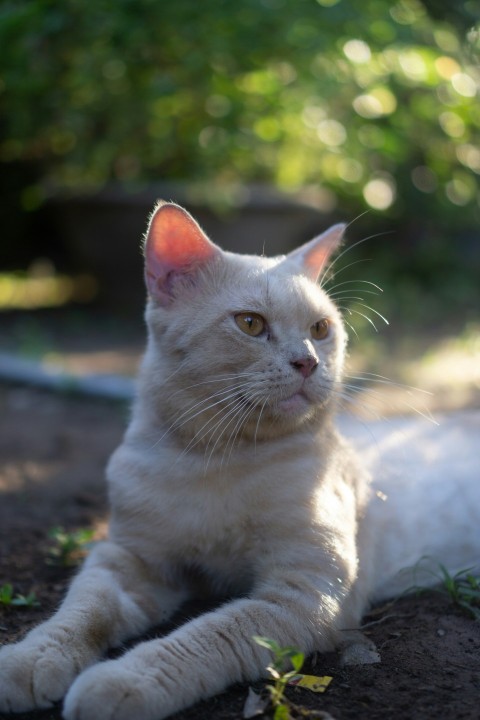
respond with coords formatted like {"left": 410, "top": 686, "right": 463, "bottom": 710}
{"left": 234, "top": 312, "right": 266, "bottom": 337}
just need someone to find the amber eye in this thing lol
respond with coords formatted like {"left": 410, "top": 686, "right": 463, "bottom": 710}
{"left": 234, "top": 312, "right": 266, "bottom": 337}
{"left": 310, "top": 319, "right": 330, "bottom": 340}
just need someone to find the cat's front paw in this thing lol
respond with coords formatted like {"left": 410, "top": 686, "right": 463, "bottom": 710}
{"left": 0, "top": 638, "right": 79, "bottom": 712}
{"left": 64, "top": 660, "right": 168, "bottom": 720}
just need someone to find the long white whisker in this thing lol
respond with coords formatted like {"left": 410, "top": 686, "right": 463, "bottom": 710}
{"left": 339, "top": 306, "right": 379, "bottom": 332}
{"left": 154, "top": 380, "right": 264, "bottom": 447}
{"left": 320, "top": 258, "right": 371, "bottom": 288}
{"left": 328, "top": 290, "right": 382, "bottom": 299}
{"left": 327, "top": 279, "right": 384, "bottom": 293}
{"left": 181, "top": 381, "right": 270, "bottom": 460}
{"left": 339, "top": 382, "right": 438, "bottom": 425}
{"left": 166, "top": 372, "right": 263, "bottom": 399}
{"left": 200, "top": 386, "right": 268, "bottom": 466}
{"left": 203, "top": 396, "right": 254, "bottom": 468}
{"left": 347, "top": 302, "right": 389, "bottom": 326}
{"left": 344, "top": 374, "right": 433, "bottom": 395}
{"left": 329, "top": 296, "right": 380, "bottom": 306}
{"left": 343, "top": 318, "right": 360, "bottom": 340}
{"left": 218, "top": 394, "right": 265, "bottom": 470}
{"left": 320, "top": 231, "right": 392, "bottom": 287}
{"left": 179, "top": 395, "right": 249, "bottom": 459}
{"left": 332, "top": 389, "right": 386, "bottom": 422}
{"left": 254, "top": 397, "right": 269, "bottom": 451}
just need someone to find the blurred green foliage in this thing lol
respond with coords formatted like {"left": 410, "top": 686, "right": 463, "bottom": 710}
{"left": 1, "top": 0, "right": 478, "bottom": 215}
{"left": 0, "top": 0, "right": 479, "bottom": 329}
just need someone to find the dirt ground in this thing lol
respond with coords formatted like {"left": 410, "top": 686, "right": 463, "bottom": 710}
{"left": 0, "top": 385, "right": 479, "bottom": 720}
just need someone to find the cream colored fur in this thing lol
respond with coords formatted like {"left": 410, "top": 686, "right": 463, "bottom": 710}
{"left": 0, "top": 203, "right": 478, "bottom": 720}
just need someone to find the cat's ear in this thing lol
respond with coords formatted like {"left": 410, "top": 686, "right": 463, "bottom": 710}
{"left": 285, "top": 224, "right": 345, "bottom": 282}
{"left": 144, "top": 201, "right": 220, "bottom": 305}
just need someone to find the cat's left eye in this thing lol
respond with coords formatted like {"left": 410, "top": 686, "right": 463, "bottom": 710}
{"left": 310, "top": 319, "right": 330, "bottom": 340}
{"left": 234, "top": 312, "right": 266, "bottom": 337}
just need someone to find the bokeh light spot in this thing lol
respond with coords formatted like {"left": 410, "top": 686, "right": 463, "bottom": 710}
{"left": 205, "top": 95, "right": 232, "bottom": 118}
{"left": 363, "top": 176, "right": 396, "bottom": 209}
{"left": 456, "top": 144, "right": 480, "bottom": 174}
{"left": 398, "top": 51, "right": 427, "bottom": 81}
{"left": 343, "top": 39, "right": 372, "bottom": 64}
{"left": 446, "top": 175, "right": 476, "bottom": 206}
{"left": 451, "top": 73, "right": 477, "bottom": 98}
{"left": 317, "top": 119, "right": 347, "bottom": 146}
{"left": 439, "top": 111, "right": 465, "bottom": 138}
{"left": 338, "top": 158, "right": 363, "bottom": 183}
{"left": 434, "top": 56, "right": 461, "bottom": 80}
{"left": 411, "top": 166, "right": 438, "bottom": 193}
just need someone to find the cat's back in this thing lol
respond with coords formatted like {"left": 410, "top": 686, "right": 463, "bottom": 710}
{"left": 340, "top": 409, "right": 480, "bottom": 600}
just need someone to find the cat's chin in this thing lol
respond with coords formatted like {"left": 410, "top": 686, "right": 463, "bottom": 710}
{"left": 276, "top": 391, "right": 311, "bottom": 414}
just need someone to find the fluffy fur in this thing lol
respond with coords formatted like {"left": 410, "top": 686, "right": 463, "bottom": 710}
{"left": 0, "top": 203, "right": 478, "bottom": 720}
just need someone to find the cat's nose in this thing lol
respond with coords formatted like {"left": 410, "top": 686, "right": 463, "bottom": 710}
{"left": 290, "top": 355, "right": 318, "bottom": 378}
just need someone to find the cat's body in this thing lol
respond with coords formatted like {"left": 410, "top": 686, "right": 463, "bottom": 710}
{"left": 0, "top": 203, "right": 478, "bottom": 720}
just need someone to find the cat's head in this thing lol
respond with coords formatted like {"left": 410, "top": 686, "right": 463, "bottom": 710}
{"left": 142, "top": 201, "right": 347, "bottom": 445}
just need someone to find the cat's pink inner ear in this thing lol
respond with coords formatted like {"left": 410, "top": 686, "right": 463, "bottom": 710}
{"left": 288, "top": 223, "right": 345, "bottom": 281}
{"left": 145, "top": 202, "right": 219, "bottom": 304}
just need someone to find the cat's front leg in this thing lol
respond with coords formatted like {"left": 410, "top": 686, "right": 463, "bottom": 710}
{"left": 0, "top": 541, "right": 185, "bottom": 713}
{"left": 64, "top": 577, "right": 350, "bottom": 720}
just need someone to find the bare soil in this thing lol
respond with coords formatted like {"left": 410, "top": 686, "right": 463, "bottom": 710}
{"left": 1, "top": 385, "right": 479, "bottom": 720}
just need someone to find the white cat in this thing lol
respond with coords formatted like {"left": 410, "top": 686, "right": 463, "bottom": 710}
{"left": 0, "top": 202, "right": 478, "bottom": 720}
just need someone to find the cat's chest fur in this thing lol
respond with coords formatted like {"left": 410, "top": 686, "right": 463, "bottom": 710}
{"left": 106, "top": 431, "right": 353, "bottom": 595}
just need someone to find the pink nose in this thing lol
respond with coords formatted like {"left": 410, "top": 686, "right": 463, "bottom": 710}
{"left": 290, "top": 356, "right": 318, "bottom": 378}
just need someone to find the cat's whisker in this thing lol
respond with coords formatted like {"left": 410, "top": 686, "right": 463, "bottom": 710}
{"left": 343, "top": 319, "right": 360, "bottom": 340}
{"left": 220, "top": 392, "right": 267, "bottom": 469}
{"left": 166, "top": 378, "right": 264, "bottom": 425}
{"left": 154, "top": 380, "right": 265, "bottom": 447}
{"left": 166, "top": 372, "right": 263, "bottom": 400}
{"left": 320, "top": 258, "right": 371, "bottom": 289}
{"left": 159, "top": 357, "right": 191, "bottom": 385}
{"left": 177, "top": 399, "right": 244, "bottom": 461}
{"left": 344, "top": 209, "right": 370, "bottom": 230}
{"left": 338, "top": 381, "right": 438, "bottom": 425}
{"left": 326, "top": 279, "right": 383, "bottom": 294}
{"left": 253, "top": 397, "right": 269, "bottom": 452}
{"left": 334, "top": 388, "right": 439, "bottom": 457}
{"left": 317, "top": 383, "right": 386, "bottom": 423}
{"left": 344, "top": 373, "right": 433, "bottom": 395}
{"left": 319, "top": 232, "right": 389, "bottom": 288}
{"left": 338, "top": 306, "right": 380, "bottom": 332}
{"left": 328, "top": 290, "right": 382, "bottom": 300}
{"left": 202, "top": 392, "right": 257, "bottom": 460}
{"left": 210, "top": 385, "right": 269, "bottom": 457}
{"left": 212, "top": 401, "right": 256, "bottom": 472}
{"left": 327, "top": 295, "right": 379, "bottom": 306}
{"left": 172, "top": 388, "right": 254, "bottom": 439}
{"left": 178, "top": 382, "right": 270, "bottom": 460}
{"left": 314, "top": 382, "right": 380, "bottom": 419}
{"left": 319, "top": 230, "right": 392, "bottom": 288}
{"left": 347, "top": 303, "right": 389, "bottom": 326}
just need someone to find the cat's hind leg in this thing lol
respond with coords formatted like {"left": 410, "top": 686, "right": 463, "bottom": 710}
{"left": 0, "top": 541, "right": 186, "bottom": 713}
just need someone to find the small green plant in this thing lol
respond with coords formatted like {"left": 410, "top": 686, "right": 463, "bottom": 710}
{"left": 253, "top": 636, "right": 305, "bottom": 720}
{"left": 47, "top": 526, "right": 95, "bottom": 567}
{"left": 0, "top": 583, "right": 40, "bottom": 608}
{"left": 412, "top": 558, "right": 480, "bottom": 620}
{"left": 435, "top": 564, "right": 480, "bottom": 620}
